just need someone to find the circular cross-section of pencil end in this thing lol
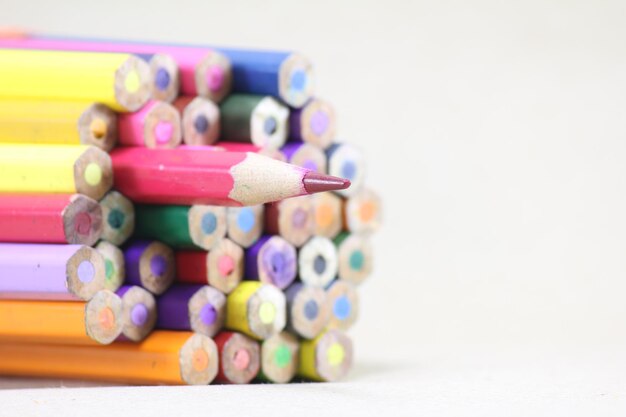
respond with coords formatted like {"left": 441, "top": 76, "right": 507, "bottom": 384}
{"left": 74, "top": 146, "right": 113, "bottom": 200}
{"left": 247, "top": 284, "right": 287, "bottom": 340}
{"left": 189, "top": 286, "right": 226, "bottom": 337}
{"left": 138, "top": 241, "right": 175, "bottom": 295}
{"left": 188, "top": 205, "right": 227, "bottom": 250}
{"left": 84, "top": 290, "right": 124, "bottom": 344}
{"left": 299, "top": 98, "right": 336, "bottom": 149}
{"left": 179, "top": 333, "right": 219, "bottom": 385}
{"left": 286, "top": 283, "right": 330, "bottom": 339}
{"left": 118, "top": 286, "right": 156, "bottom": 342}
{"left": 180, "top": 97, "right": 221, "bottom": 146}
{"left": 326, "top": 280, "right": 359, "bottom": 331}
{"left": 62, "top": 194, "right": 103, "bottom": 246}
{"left": 261, "top": 332, "right": 299, "bottom": 383}
{"left": 143, "top": 101, "right": 182, "bottom": 149}
{"left": 207, "top": 238, "right": 244, "bottom": 294}
{"left": 95, "top": 241, "right": 126, "bottom": 292}
{"left": 113, "top": 55, "right": 152, "bottom": 112}
{"left": 250, "top": 97, "right": 289, "bottom": 150}
{"left": 299, "top": 329, "right": 353, "bottom": 382}
{"left": 217, "top": 332, "right": 261, "bottom": 384}
{"left": 77, "top": 103, "right": 118, "bottom": 151}
{"left": 149, "top": 53, "right": 180, "bottom": 103}
{"left": 303, "top": 171, "right": 351, "bottom": 195}
{"left": 66, "top": 245, "right": 107, "bottom": 301}
{"left": 336, "top": 233, "right": 373, "bottom": 285}
{"left": 195, "top": 51, "right": 233, "bottom": 103}
{"left": 99, "top": 191, "right": 135, "bottom": 246}
{"left": 279, "top": 53, "right": 315, "bottom": 108}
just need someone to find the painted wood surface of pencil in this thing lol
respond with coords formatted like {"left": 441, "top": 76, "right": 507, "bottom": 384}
{"left": 0, "top": 99, "right": 117, "bottom": 151}
{"left": 0, "top": 290, "right": 123, "bottom": 345}
{"left": 110, "top": 147, "right": 350, "bottom": 206}
{"left": 0, "top": 49, "right": 151, "bottom": 112}
{"left": 0, "top": 194, "right": 102, "bottom": 245}
{"left": 0, "top": 37, "right": 180, "bottom": 102}
{"left": 0, "top": 144, "right": 113, "bottom": 200}
{"left": 0, "top": 331, "right": 219, "bottom": 385}
{"left": 0, "top": 243, "right": 106, "bottom": 301}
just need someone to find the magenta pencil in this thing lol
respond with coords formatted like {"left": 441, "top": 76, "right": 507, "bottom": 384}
{"left": 0, "top": 243, "right": 106, "bottom": 301}
{"left": 117, "top": 100, "right": 182, "bottom": 148}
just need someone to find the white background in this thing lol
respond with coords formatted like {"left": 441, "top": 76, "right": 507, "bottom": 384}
{"left": 2, "top": 0, "right": 626, "bottom": 415}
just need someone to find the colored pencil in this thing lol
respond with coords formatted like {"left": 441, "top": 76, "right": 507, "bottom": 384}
{"left": 326, "top": 143, "right": 366, "bottom": 197}
{"left": 0, "top": 193, "right": 102, "bottom": 246}
{"left": 115, "top": 285, "right": 157, "bottom": 342}
{"left": 176, "top": 239, "right": 244, "bottom": 294}
{"left": 0, "top": 243, "right": 106, "bottom": 301}
{"left": 265, "top": 196, "right": 314, "bottom": 247}
{"left": 259, "top": 332, "right": 299, "bottom": 383}
{"left": 0, "top": 143, "right": 113, "bottom": 200}
{"left": 343, "top": 187, "right": 382, "bottom": 234}
{"left": 0, "top": 290, "right": 123, "bottom": 345}
{"left": 208, "top": 141, "right": 287, "bottom": 161}
{"left": 226, "top": 205, "right": 264, "bottom": 248}
{"left": 298, "top": 329, "right": 353, "bottom": 382}
{"left": 280, "top": 142, "right": 327, "bottom": 173}
{"left": 289, "top": 98, "right": 336, "bottom": 148}
{"left": 0, "top": 331, "right": 219, "bottom": 385}
{"left": 134, "top": 204, "right": 226, "bottom": 250}
{"left": 117, "top": 100, "right": 182, "bottom": 148}
{"left": 213, "top": 47, "right": 314, "bottom": 108}
{"left": 0, "top": 49, "right": 151, "bottom": 112}
{"left": 311, "top": 192, "right": 343, "bottom": 238}
{"left": 95, "top": 241, "right": 125, "bottom": 292}
{"left": 245, "top": 235, "right": 297, "bottom": 290}
{"left": 156, "top": 284, "right": 226, "bottom": 337}
{"left": 219, "top": 94, "right": 289, "bottom": 150}
{"left": 225, "top": 282, "right": 286, "bottom": 340}
{"left": 335, "top": 233, "right": 373, "bottom": 285}
{"left": 110, "top": 147, "right": 350, "bottom": 206}
{"left": 173, "top": 96, "right": 220, "bottom": 146}
{"left": 0, "top": 99, "right": 117, "bottom": 151}
{"left": 99, "top": 190, "right": 135, "bottom": 246}
{"left": 298, "top": 236, "right": 339, "bottom": 288}
{"left": 326, "top": 280, "right": 359, "bottom": 331}
{"left": 0, "top": 36, "right": 181, "bottom": 102}
{"left": 284, "top": 282, "right": 330, "bottom": 339}
{"left": 214, "top": 331, "right": 260, "bottom": 384}
{"left": 123, "top": 240, "right": 175, "bottom": 295}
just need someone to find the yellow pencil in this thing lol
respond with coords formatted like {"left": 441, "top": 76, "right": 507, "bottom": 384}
{"left": 0, "top": 49, "right": 151, "bottom": 112}
{"left": 0, "top": 143, "right": 113, "bottom": 200}
{"left": 0, "top": 99, "right": 117, "bottom": 151}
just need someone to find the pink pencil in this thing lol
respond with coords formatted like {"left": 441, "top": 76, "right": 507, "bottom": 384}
{"left": 0, "top": 36, "right": 232, "bottom": 103}
{"left": 117, "top": 101, "right": 182, "bottom": 148}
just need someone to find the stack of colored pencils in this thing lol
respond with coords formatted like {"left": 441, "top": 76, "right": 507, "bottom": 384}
{"left": 0, "top": 33, "right": 382, "bottom": 386}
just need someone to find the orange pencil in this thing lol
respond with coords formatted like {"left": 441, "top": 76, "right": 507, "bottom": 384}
{"left": 0, "top": 290, "right": 122, "bottom": 345}
{"left": 0, "top": 331, "right": 219, "bottom": 385}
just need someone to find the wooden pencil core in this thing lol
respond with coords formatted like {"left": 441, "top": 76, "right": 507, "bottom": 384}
{"left": 336, "top": 233, "right": 373, "bottom": 285}
{"left": 66, "top": 246, "right": 107, "bottom": 301}
{"left": 189, "top": 286, "right": 226, "bottom": 337}
{"left": 119, "top": 286, "right": 156, "bottom": 342}
{"left": 73, "top": 146, "right": 113, "bottom": 200}
{"left": 180, "top": 97, "right": 221, "bottom": 146}
{"left": 261, "top": 332, "right": 299, "bottom": 383}
{"left": 95, "top": 240, "right": 125, "bottom": 292}
{"left": 279, "top": 53, "right": 314, "bottom": 108}
{"left": 227, "top": 205, "right": 264, "bottom": 248}
{"left": 99, "top": 191, "right": 135, "bottom": 246}
{"left": 299, "top": 99, "right": 336, "bottom": 149}
{"left": 207, "top": 238, "right": 244, "bottom": 294}
{"left": 247, "top": 284, "right": 286, "bottom": 339}
{"left": 142, "top": 101, "right": 182, "bottom": 148}
{"left": 113, "top": 55, "right": 152, "bottom": 112}
{"left": 250, "top": 97, "right": 289, "bottom": 149}
{"left": 76, "top": 103, "right": 118, "bottom": 151}
{"left": 344, "top": 188, "right": 382, "bottom": 234}
{"left": 178, "top": 333, "right": 219, "bottom": 385}
{"left": 312, "top": 192, "right": 343, "bottom": 238}
{"left": 84, "top": 290, "right": 123, "bottom": 344}
{"left": 138, "top": 241, "right": 175, "bottom": 295}
{"left": 149, "top": 53, "right": 180, "bottom": 103}
{"left": 326, "top": 280, "right": 359, "bottom": 331}
{"left": 221, "top": 333, "right": 260, "bottom": 384}
{"left": 266, "top": 196, "right": 314, "bottom": 247}
{"left": 286, "top": 143, "right": 327, "bottom": 173}
{"left": 188, "top": 205, "right": 227, "bottom": 250}
{"left": 287, "top": 284, "right": 330, "bottom": 339}
{"left": 304, "top": 330, "right": 353, "bottom": 382}
{"left": 298, "top": 236, "right": 338, "bottom": 288}
{"left": 195, "top": 51, "right": 232, "bottom": 103}
{"left": 62, "top": 194, "right": 103, "bottom": 246}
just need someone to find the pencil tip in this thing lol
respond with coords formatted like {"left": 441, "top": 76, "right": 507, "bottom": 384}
{"left": 303, "top": 171, "right": 351, "bottom": 194}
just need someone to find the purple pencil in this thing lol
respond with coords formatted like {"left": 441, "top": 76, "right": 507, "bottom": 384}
{"left": 156, "top": 284, "right": 226, "bottom": 337}
{"left": 116, "top": 285, "right": 157, "bottom": 342}
{"left": 124, "top": 240, "right": 175, "bottom": 295}
{"left": 289, "top": 98, "right": 336, "bottom": 149}
{"left": 245, "top": 235, "right": 297, "bottom": 290}
{"left": 0, "top": 243, "right": 106, "bottom": 301}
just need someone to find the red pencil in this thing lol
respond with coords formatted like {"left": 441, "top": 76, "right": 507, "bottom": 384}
{"left": 110, "top": 147, "right": 350, "bottom": 206}
{"left": 0, "top": 194, "right": 102, "bottom": 245}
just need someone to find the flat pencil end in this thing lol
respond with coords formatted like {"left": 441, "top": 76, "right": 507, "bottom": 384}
{"left": 303, "top": 171, "right": 351, "bottom": 194}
